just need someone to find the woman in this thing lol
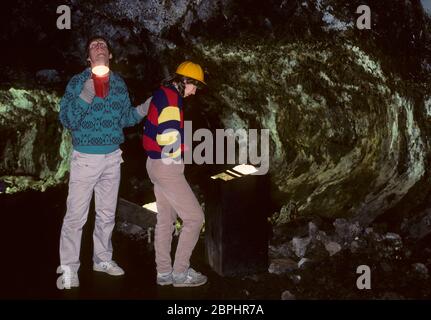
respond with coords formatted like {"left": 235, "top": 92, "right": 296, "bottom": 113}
{"left": 143, "top": 61, "right": 207, "bottom": 287}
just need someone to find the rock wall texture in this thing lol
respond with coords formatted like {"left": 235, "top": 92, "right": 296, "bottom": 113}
{"left": 1, "top": 0, "right": 430, "bottom": 226}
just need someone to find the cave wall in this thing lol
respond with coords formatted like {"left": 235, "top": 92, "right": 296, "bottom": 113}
{"left": 192, "top": 38, "right": 431, "bottom": 225}
{"left": 1, "top": 0, "right": 430, "bottom": 225}
{"left": 0, "top": 88, "right": 71, "bottom": 192}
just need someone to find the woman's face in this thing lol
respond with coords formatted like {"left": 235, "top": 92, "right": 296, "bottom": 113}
{"left": 183, "top": 83, "right": 197, "bottom": 97}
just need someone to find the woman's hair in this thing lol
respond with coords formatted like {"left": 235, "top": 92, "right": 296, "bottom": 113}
{"left": 161, "top": 73, "right": 201, "bottom": 97}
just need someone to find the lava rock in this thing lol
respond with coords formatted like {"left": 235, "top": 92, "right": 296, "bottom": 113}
{"left": 289, "top": 274, "right": 301, "bottom": 285}
{"left": 305, "top": 239, "right": 330, "bottom": 261}
{"left": 268, "top": 258, "right": 298, "bottom": 275}
{"left": 0, "top": 88, "right": 68, "bottom": 193}
{"left": 281, "top": 290, "right": 296, "bottom": 300}
{"left": 333, "top": 219, "right": 362, "bottom": 242}
{"left": 407, "top": 211, "right": 431, "bottom": 240}
{"left": 324, "top": 241, "right": 342, "bottom": 256}
{"left": 365, "top": 227, "right": 374, "bottom": 235}
{"left": 298, "top": 258, "right": 312, "bottom": 269}
{"left": 411, "top": 263, "right": 429, "bottom": 279}
{"left": 268, "top": 243, "right": 294, "bottom": 259}
{"left": 315, "top": 230, "right": 330, "bottom": 244}
{"left": 291, "top": 237, "right": 311, "bottom": 258}
{"left": 350, "top": 240, "right": 360, "bottom": 253}
{"left": 308, "top": 221, "right": 319, "bottom": 239}
{"left": 384, "top": 233, "right": 402, "bottom": 242}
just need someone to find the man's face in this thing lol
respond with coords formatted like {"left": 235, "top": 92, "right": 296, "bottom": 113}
{"left": 88, "top": 39, "right": 111, "bottom": 66}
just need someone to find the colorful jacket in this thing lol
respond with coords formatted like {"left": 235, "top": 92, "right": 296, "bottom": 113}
{"left": 59, "top": 68, "right": 143, "bottom": 154}
{"left": 143, "top": 85, "right": 184, "bottom": 160}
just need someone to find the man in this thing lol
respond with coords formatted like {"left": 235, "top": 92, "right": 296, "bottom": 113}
{"left": 57, "top": 36, "right": 149, "bottom": 289}
{"left": 143, "top": 61, "right": 207, "bottom": 287}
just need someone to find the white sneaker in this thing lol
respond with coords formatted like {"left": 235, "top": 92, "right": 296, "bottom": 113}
{"left": 173, "top": 268, "right": 207, "bottom": 287}
{"left": 157, "top": 272, "right": 173, "bottom": 286}
{"left": 93, "top": 260, "right": 125, "bottom": 276}
{"left": 57, "top": 266, "right": 79, "bottom": 289}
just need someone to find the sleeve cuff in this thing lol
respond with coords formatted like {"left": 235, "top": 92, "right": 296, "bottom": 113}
{"left": 134, "top": 107, "right": 144, "bottom": 120}
{"left": 78, "top": 96, "right": 91, "bottom": 108}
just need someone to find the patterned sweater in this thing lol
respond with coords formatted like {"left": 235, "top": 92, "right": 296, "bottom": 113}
{"left": 143, "top": 85, "right": 184, "bottom": 160}
{"left": 59, "top": 68, "right": 143, "bottom": 154}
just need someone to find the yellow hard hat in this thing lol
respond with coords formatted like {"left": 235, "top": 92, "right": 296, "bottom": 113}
{"left": 175, "top": 61, "right": 206, "bottom": 85}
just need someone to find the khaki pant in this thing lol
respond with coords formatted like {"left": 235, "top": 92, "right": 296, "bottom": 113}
{"left": 146, "top": 158, "right": 204, "bottom": 274}
{"left": 59, "top": 149, "right": 123, "bottom": 272}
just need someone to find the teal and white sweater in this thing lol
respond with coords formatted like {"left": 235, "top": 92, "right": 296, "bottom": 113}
{"left": 59, "top": 68, "right": 143, "bottom": 154}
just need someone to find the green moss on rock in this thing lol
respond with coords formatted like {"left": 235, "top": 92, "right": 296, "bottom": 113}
{"left": 192, "top": 37, "right": 429, "bottom": 224}
{"left": 0, "top": 88, "right": 71, "bottom": 194}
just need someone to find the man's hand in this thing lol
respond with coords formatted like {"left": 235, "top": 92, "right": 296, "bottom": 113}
{"left": 136, "top": 97, "right": 152, "bottom": 117}
{"left": 79, "top": 79, "right": 95, "bottom": 103}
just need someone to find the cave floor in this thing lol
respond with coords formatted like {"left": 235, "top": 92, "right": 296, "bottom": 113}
{"left": 2, "top": 184, "right": 431, "bottom": 300}
{"left": 0, "top": 186, "right": 285, "bottom": 300}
